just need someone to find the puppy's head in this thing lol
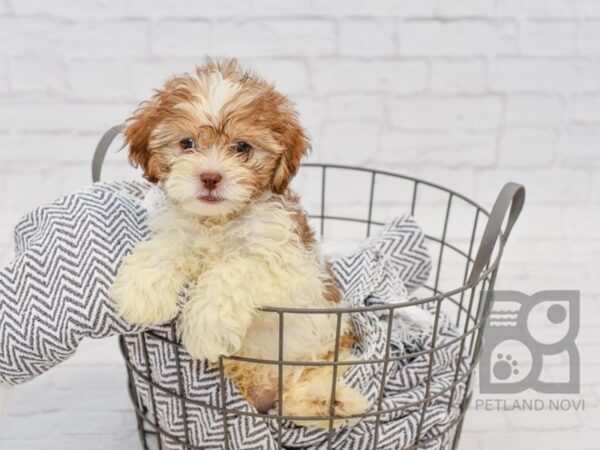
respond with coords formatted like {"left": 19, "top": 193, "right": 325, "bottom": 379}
{"left": 125, "top": 59, "right": 308, "bottom": 217}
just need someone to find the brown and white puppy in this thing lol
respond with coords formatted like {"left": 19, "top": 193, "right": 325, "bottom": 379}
{"left": 110, "top": 59, "right": 368, "bottom": 428}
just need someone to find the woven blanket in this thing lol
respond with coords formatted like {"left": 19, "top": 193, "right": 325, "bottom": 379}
{"left": 0, "top": 181, "right": 469, "bottom": 449}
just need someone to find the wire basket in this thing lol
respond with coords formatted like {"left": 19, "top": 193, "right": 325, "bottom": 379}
{"left": 93, "top": 125, "right": 525, "bottom": 450}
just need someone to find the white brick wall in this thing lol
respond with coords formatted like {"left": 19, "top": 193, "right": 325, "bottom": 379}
{"left": 0, "top": 1, "right": 599, "bottom": 449}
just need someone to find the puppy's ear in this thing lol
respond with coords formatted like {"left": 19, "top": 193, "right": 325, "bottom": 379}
{"left": 124, "top": 100, "right": 162, "bottom": 183}
{"left": 272, "top": 110, "right": 309, "bottom": 195}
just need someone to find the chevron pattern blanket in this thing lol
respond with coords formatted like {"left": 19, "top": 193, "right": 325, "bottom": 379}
{"left": 0, "top": 181, "right": 469, "bottom": 449}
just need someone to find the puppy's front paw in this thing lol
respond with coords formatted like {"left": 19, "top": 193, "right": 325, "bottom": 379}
{"left": 179, "top": 287, "right": 253, "bottom": 362}
{"left": 110, "top": 263, "right": 180, "bottom": 327}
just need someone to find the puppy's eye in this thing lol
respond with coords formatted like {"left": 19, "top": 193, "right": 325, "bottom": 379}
{"left": 235, "top": 141, "right": 253, "bottom": 154}
{"left": 179, "top": 138, "right": 197, "bottom": 150}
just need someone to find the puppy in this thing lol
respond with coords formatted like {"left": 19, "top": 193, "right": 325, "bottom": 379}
{"left": 110, "top": 59, "right": 368, "bottom": 428}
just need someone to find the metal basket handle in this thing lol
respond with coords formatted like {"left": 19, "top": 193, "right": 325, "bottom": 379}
{"left": 466, "top": 182, "right": 525, "bottom": 287}
{"left": 92, "top": 124, "right": 125, "bottom": 182}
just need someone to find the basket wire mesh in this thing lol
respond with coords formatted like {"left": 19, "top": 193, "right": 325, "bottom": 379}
{"left": 93, "top": 125, "right": 525, "bottom": 450}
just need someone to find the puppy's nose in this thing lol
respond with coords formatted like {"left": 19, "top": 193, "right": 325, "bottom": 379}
{"left": 200, "top": 172, "right": 222, "bottom": 190}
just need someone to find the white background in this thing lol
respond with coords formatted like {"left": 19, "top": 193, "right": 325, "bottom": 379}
{"left": 0, "top": 0, "right": 599, "bottom": 449}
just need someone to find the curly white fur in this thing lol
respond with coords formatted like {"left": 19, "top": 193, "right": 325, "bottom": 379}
{"left": 110, "top": 190, "right": 369, "bottom": 426}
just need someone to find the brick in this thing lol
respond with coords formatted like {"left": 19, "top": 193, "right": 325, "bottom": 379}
{"left": 415, "top": 168, "right": 477, "bottom": 197}
{"left": 498, "top": 128, "right": 556, "bottom": 168}
{"left": 582, "top": 0, "right": 600, "bottom": 16}
{"left": 580, "top": 20, "right": 600, "bottom": 54}
{"left": 505, "top": 95, "right": 564, "bottom": 127}
{"left": 0, "top": 17, "right": 63, "bottom": 55}
{"left": 213, "top": 19, "right": 336, "bottom": 57}
{"left": 314, "top": 59, "right": 428, "bottom": 94}
{"left": 0, "top": 19, "right": 148, "bottom": 58}
{"left": 580, "top": 321, "right": 600, "bottom": 345}
{"left": 436, "top": 0, "right": 496, "bottom": 17}
{"left": 476, "top": 169, "right": 589, "bottom": 206}
{"left": 339, "top": 18, "right": 395, "bottom": 56}
{"left": 500, "top": 240, "right": 600, "bottom": 265}
{"left": 490, "top": 59, "right": 600, "bottom": 92}
{"left": 126, "top": 0, "right": 252, "bottom": 18}
{"left": 0, "top": 56, "right": 8, "bottom": 93}
{"left": 10, "top": 0, "right": 126, "bottom": 18}
{"left": 1, "top": 132, "right": 104, "bottom": 163}
{"left": 11, "top": 56, "right": 65, "bottom": 93}
{"left": 462, "top": 407, "right": 510, "bottom": 431}
{"left": 581, "top": 364, "right": 600, "bottom": 387}
{"left": 310, "top": 0, "right": 436, "bottom": 17}
{"left": 379, "top": 130, "right": 497, "bottom": 168}
{"left": 294, "top": 97, "right": 328, "bottom": 143}
{"left": 563, "top": 207, "right": 600, "bottom": 240}
{"left": 4, "top": 172, "right": 64, "bottom": 211}
{"left": 240, "top": 59, "right": 310, "bottom": 95}
{"left": 327, "top": 95, "right": 385, "bottom": 121}
{"left": 580, "top": 343, "right": 600, "bottom": 365}
{"left": 558, "top": 125, "right": 600, "bottom": 168}
{"left": 128, "top": 59, "right": 192, "bottom": 98}
{"left": 497, "top": 0, "right": 581, "bottom": 18}
{"left": 95, "top": 161, "right": 142, "bottom": 187}
{"left": 0, "top": 101, "right": 135, "bottom": 133}
{"left": 592, "top": 174, "right": 600, "bottom": 204}
{"left": 0, "top": 131, "right": 12, "bottom": 152}
{"left": 398, "top": 20, "right": 518, "bottom": 56}
{"left": 395, "top": 0, "right": 438, "bottom": 16}
{"left": 496, "top": 262, "right": 586, "bottom": 291}
{"left": 497, "top": 205, "right": 564, "bottom": 239}
{"left": 430, "top": 59, "right": 486, "bottom": 93}
{"left": 569, "top": 94, "right": 600, "bottom": 126}
{"left": 388, "top": 96, "right": 503, "bottom": 131}
{"left": 0, "top": 171, "right": 5, "bottom": 209}
{"left": 60, "top": 161, "right": 127, "bottom": 193}
{"left": 577, "top": 267, "right": 600, "bottom": 296}
{"left": 67, "top": 60, "right": 130, "bottom": 99}
{"left": 318, "top": 122, "right": 380, "bottom": 166}
{"left": 61, "top": 20, "right": 150, "bottom": 58}
{"left": 0, "top": 211, "right": 22, "bottom": 246}
{"left": 521, "top": 21, "right": 578, "bottom": 55}
{"left": 233, "top": 0, "right": 314, "bottom": 16}
{"left": 152, "top": 19, "right": 212, "bottom": 57}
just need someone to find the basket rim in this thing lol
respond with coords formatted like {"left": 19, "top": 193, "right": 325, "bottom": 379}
{"left": 300, "top": 162, "right": 490, "bottom": 216}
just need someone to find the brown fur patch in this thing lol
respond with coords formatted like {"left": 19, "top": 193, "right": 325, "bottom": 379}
{"left": 282, "top": 190, "right": 342, "bottom": 305}
{"left": 323, "top": 262, "right": 342, "bottom": 305}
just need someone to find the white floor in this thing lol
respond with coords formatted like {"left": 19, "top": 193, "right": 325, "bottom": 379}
{"left": 0, "top": 338, "right": 138, "bottom": 450}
